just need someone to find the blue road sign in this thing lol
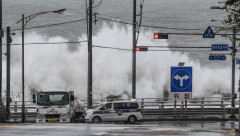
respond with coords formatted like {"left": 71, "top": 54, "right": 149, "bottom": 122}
{"left": 171, "top": 67, "right": 192, "bottom": 92}
{"left": 236, "top": 59, "right": 240, "bottom": 65}
{"left": 212, "top": 44, "right": 228, "bottom": 51}
{"left": 209, "top": 55, "right": 226, "bottom": 60}
{"left": 203, "top": 26, "right": 215, "bottom": 38}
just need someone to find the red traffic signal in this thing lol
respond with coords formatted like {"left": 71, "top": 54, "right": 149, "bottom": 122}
{"left": 154, "top": 33, "right": 168, "bottom": 39}
{"left": 136, "top": 46, "right": 148, "bottom": 51}
{"left": 154, "top": 34, "right": 159, "bottom": 39}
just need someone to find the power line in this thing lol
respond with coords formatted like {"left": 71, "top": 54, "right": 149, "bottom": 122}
{"left": 97, "top": 17, "right": 132, "bottom": 25}
{"left": 97, "top": 17, "right": 204, "bottom": 31}
{"left": 97, "top": 14, "right": 132, "bottom": 22}
{"left": 92, "top": 0, "right": 102, "bottom": 9}
{"left": 92, "top": 45, "right": 131, "bottom": 51}
{"left": 92, "top": 44, "right": 224, "bottom": 52}
{"left": 146, "top": 46, "right": 212, "bottom": 49}
{"left": 11, "top": 18, "right": 87, "bottom": 31}
{"left": 4, "top": 40, "right": 234, "bottom": 53}
{"left": 136, "top": 0, "right": 145, "bottom": 46}
{"left": 6, "top": 16, "right": 219, "bottom": 35}
{"left": 154, "top": 32, "right": 240, "bottom": 36}
{"left": 7, "top": 40, "right": 87, "bottom": 46}
{"left": 96, "top": 16, "right": 240, "bottom": 34}
{"left": 141, "top": 24, "right": 203, "bottom": 31}
{"left": 148, "top": 50, "right": 216, "bottom": 52}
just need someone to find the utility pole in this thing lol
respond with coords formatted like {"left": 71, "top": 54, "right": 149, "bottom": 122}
{"left": 132, "top": 0, "right": 137, "bottom": 99}
{"left": 230, "top": 27, "right": 236, "bottom": 118}
{"left": 87, "top": 0, "right": 93, "bottom": 109}
{"left": 6, "top": 26, "right": 11, "bottom": 121}
{"left": 238, "top": 42, "right": 240, "bottom": 132}
{"left": 0, "top": 0, "right": 2, "bottom": 99}
{"left": 21, "top": 14, "right": 25, "bottom": 123}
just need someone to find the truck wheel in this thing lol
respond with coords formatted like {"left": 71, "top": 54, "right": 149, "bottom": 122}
{"left": 92, "top": 116, "right": 101, "bottom": 123}
{"left": 80, "top": 115, "right": 85, "bottom": 123}
{"left": 128, "top": 116, "right": 136, "bottom": 124}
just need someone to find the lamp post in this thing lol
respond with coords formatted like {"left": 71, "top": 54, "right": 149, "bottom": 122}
{"left": 132, "top": 0, "right": 137, "bottom": 99}
{"left": 16, "top": 8, "right": 66, "bottom": 123}
{"left": 210, "top": 6, "right": 237, "bottom": 118}
{"left": 0, "top": 0, "right": 2, "bottom": 99}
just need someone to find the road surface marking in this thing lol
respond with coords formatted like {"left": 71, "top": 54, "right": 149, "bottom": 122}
{"left": 0, "top": 125, "right": 17, "bottom": 128}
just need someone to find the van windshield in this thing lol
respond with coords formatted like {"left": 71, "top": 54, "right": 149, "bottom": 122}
{"left": 93, "top": 103, "right": 105, "bottom": 110}
{"left": 37, "top": 92, "right": 69, "bottom": 106}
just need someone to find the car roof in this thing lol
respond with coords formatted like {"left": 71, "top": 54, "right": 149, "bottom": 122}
{"left": 38, "top": 89, "right": 72, "bottom": 93}
{"left": 106, "top": 101, "right": 139, "bottom": 103}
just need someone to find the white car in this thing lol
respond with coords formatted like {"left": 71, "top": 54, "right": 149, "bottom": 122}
{"left": 85, "top": 100, "right": 143, "bottom": 123}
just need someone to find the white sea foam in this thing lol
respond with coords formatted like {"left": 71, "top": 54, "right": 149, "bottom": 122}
{"left": 2, "top": 23, "right": 235, "bottom": 101}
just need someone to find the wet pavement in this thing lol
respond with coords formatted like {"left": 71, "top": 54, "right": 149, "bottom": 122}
{"left": 0, "top": 121, "right": 239, "bottom": 136}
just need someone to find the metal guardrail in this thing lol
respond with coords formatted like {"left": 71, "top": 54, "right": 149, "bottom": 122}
{"left": 11, "top": 101, "right": 36, "bottom": 122}
{"left": 7, "top": 97, "right": 236, "bottom": 122}
{"left": 139, "top": 97, "right": 231, "bottom": 120}
{"left": 146, "top": 104, "right": 227, "bottom": 120}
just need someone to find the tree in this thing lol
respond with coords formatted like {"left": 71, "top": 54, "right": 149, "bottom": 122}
{"left": 222, "top": 0, "right": 240, "bottom": 31}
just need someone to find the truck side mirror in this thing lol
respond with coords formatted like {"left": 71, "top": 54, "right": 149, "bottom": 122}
{"left": 33, "top": 94, "right": 36, "bottom": 103}
{"left": 70, "top": 95, "right": 74, "bottom": 101}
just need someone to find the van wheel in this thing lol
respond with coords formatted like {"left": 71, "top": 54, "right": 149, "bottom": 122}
{"left": 92, "top": 116, "right": 101, "bottom": 123}
{"left": 128, "top": 116, "right": 136, "bottom": 124}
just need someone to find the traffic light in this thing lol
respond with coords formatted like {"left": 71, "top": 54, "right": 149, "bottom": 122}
{"left": 136, "top": 46, "right": 148, "bottom": 51}
{"left": 154, "top": 33, "right": 168, "bottom": 39}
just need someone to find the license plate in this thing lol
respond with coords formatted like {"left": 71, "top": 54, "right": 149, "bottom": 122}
{"left": 48, "top": 119, "right": 57, "bottom": 123}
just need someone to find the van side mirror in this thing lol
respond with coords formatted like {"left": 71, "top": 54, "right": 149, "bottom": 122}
{"left": 33, "top": 94, "right": 36, "bottom": 103}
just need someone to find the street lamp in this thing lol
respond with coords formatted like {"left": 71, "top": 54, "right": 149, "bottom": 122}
{"left": 16, "top": 8, "right": 66, "bottom": 123}
{"left": 210, "top": 6, "right": 237, "bottom": 118}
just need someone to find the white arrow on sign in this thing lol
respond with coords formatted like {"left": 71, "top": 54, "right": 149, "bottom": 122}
{"left": 174, "top": 75, "right": 190, "bottom": 87}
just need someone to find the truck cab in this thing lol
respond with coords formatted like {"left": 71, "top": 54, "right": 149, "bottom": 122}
{"left": 33, "top": 90, "right": 85, "bottom": 123}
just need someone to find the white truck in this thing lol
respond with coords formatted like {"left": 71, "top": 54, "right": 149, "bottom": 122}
{"left": 33, "top": 90, "right": 85, "bottom": 123}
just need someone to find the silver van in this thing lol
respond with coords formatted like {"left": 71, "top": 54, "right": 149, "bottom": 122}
{"left": 85, "top": 100, "right": 143, "bottom": 123}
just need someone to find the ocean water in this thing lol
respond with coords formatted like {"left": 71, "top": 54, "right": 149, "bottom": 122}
{"left": 1, "top": 0, "right": 235, "bottom": 101}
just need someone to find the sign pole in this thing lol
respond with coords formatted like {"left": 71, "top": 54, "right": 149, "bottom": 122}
{"left": 230, "top": 27, "right": 236, "bottom": 118}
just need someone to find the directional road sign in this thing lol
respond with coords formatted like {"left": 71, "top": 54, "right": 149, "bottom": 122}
{"left": 212, "top": 44, "right": 228, "bottom": 51}
{"left": 236, "top": 59, "right": 240, "bottom": 65}
{"left": 170, "top": 67, "right": 192, "bottom": 100}
{"left": 203, "top": 26, "right": 215, "bottom": 38}
{"left": 209, "top": 54, "right": 226, "bottom": 60}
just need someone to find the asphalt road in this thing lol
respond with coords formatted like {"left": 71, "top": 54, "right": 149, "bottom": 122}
{"left": 0, "top": 121, "right": 238, "bottom": 136}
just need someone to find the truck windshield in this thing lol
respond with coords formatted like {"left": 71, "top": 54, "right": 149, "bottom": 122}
{"left": 37, "top": 92, "right": 69, "bottom": 106}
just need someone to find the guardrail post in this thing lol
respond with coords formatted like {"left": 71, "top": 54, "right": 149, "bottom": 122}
{"left": 185, "top": 100, "right": 187, "bottom": 118}
{"left": 174, "top": 100, "right": 176, "bottom": 119}
{"left": 14, "top": 102, "right": 17, "bottom": 113}
{"left": 13, "top": 101, "right": 18, "bottom": 122}
{"left": 180, "top": 102, "right": 183, "bottom": 119}
{"left": 201, "top": 104, "right": 204, "bottom": 120}
{"left": 141, "top": 99, "right": 144, "bottom": 107}
{"left": 201, "top": 98, "right": 204, "bottom": 105}
{"left": 221, "top": 97, "right": 224, "bottom": 108}
{"left": 223, "top": 104, "right": 225, "bottom": 119}
{"left": 25, "top": 107, "right": 27, "bottom": 122}
{"left": 159, "top": 105, "right": 161, "bottom": 120}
